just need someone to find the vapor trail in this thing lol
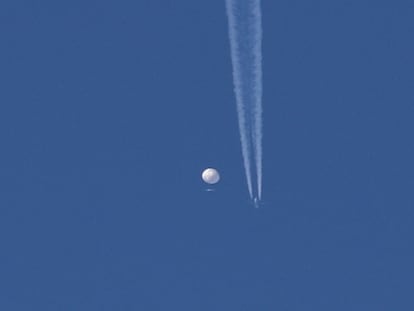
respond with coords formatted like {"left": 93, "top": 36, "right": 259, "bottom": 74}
{"left": 225, "top": 0, "right": 263, "bottom": 200}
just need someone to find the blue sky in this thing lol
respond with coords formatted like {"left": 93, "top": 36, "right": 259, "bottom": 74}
{"left": 1, "top": 0, "right": 413, "bottom": 310}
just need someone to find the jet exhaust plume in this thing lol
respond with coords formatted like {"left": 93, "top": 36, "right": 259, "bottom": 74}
{"left": 225, "top": 0, "right": 263, "bottom": 201}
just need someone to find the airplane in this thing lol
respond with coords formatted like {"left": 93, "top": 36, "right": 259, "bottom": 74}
{"left": 253, "top": 197, "right": 260, "bottom": 208}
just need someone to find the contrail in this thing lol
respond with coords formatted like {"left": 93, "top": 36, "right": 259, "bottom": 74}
{"left": 225, "top": 0, "right": 263, "bottom": 201}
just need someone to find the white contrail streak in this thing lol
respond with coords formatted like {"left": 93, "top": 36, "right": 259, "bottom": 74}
{"left": 225, "top": 0, "right": 263, "bottom": 201}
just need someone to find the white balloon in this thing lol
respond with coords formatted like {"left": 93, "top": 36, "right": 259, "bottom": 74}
{"left": 201, "top": 168, "right": 220, "bottom": 184}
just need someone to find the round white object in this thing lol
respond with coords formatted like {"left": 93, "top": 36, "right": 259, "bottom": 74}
{"left": 201, "top": 168, "right": 220, "bottom": 184}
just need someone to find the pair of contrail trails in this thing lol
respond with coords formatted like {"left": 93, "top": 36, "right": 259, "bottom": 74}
{"left": 225, "top": 0, "right": 263, "bottom": 202}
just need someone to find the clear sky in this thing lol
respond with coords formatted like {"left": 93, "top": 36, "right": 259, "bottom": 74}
{"left": 1, "top": 0, "right": 413, "bottom": 310}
